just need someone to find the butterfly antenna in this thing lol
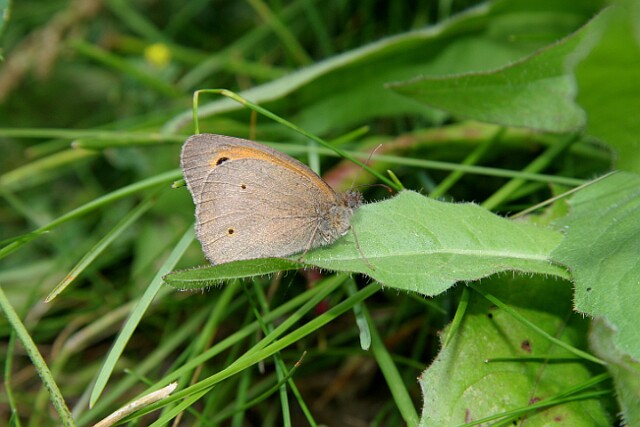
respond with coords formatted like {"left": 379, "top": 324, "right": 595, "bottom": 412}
{"left": 349, "top": 144, "right": 382, "bottom": 189}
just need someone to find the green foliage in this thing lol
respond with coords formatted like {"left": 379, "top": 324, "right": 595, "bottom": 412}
{"left": 389, "top": 16, "right": 593, "bottom": 132}
{"left": 1, "top": 0, "right": 638, "bottom": 426}
{"left": 572, "top": 2, "right": 640, "bottom": 173}
{"left": 552, "top": 172, "right": 640, "bottom": 360}
{"left": 420, "top": 277, "right": 611, "bottom": 427}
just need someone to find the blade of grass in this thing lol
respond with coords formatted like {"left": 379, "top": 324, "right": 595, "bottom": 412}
{"left": 509, "top": 171, "right": 617, "bottom": 219}
{"left": 365, "top": 308, "right": 419, "bottom": 426}
{"left": 125, "top": 281, "right": 381, "bottom": 422}
{"left": 344, "top": 278, "right": 371, "bottom": 350}
{"left": 230, "top": 358, "right": 253, "bottom": 427}
{"left": 246, "top": 0, "right": 312, "bottom": 65}
{"left": 233, "top": 352, "right": 307, "bottom": 418}
{"left": 247, "top": 283, "right": 293, "bottom": 427}
{"left": 206, "top": 310, "right": 256, "bottom": 424}
{"left": 106, "top": 0, "right": 170, "bottom": 43}
{"left": 135, "top": 277, "right": 335, "bottom": 397}
{"left": 176, "top": 0, "right": 310, "bottom": 89}
{"left": 430, "top": 127, "right": 504, "bottom": 198}
{"left": 0, "top": 148, "right": 98, "bottom": 191}
{"left": 193, "top": 89, "right": 400, "bottom": 190}
{"left": 4, "top": 332, "right": 23, "bottom": 427}
{"left": 469, "top": 284, "right": 606, "bottom": 365}
{"left": 70, "top": 40, "right": 181, "bottom": 98}
{"left": 271, "top": 142, "right": 585, "bottom": 187}
{"left": 300, "top": 0, "right": 333, "bottom": 56}
{"left": 46, "top": 190, "right": 161, "bottom": 302}
{"left": 110, "top": 272, "right": 347, "bottom": 424}
{"left": 163, "top": 280, "right": 240, "bottom": 424}
{"left": 148, "top": 388, "right": 210, "bottom": 427}
{"left": 0, "top": 128, "right": 185, "bottom": 143}
{"left": 89, "top": 226, "right": 194, "bottom": 407}
{"left": 75, "top": 303, "right": 209, "bottom": 425}
{"left": 442, "top": 286, "right": 470, "bottom": 348}
{"left": 0, "top": 285, "right": 76, "bottom": 427}
{"left": 250, "top": 281, "right": 318, "bottom": 427}
{"left": 481, "top": 134, "right": 578, "bottom": 210}
{"left": 0, "top": 169, "right": 180, "bottom": 260}
{"left": 456, "top": 373, "right": 611, "bottom": 427}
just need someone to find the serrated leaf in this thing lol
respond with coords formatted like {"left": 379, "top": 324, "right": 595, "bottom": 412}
{"left": 170, "top": 191, "right": 567, "bottom": 296}
{"left": 388, "top": 11, "right": 605, "bottom": 132}
{"left": 551, "top": 171, "right": 640, "bottom": 360}
{"left": 419, "top": 276, "right": 611, "bottom": 426}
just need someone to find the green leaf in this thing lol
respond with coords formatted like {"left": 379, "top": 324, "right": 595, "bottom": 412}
{"left": 170, "top": 191, "right": 567, "bottom": 295}
{"left": 163, "top": 1, "right": 601, "bottom": 136}
{"left": 551, "top": 171, "right": 640, "bottom": 361}
{"left": 590, "top": 318, "right": 640, "bottom": 426}
{"left": 571, "top": 0, "right": 640, "bottom": 173}
{"left": 419, "top": 276, "right": 612, "bottom": 426}
{"left": 0, "top": 286, "right": 76, "bottom": 427}
{"left": 309, "top": 191, "right": 566, "bottom": 295}
{"left": 164, "top": 258, "right": 301, "bottom": 289}
{"left": 388, "top": 13, "right": 606, "bottom": 133}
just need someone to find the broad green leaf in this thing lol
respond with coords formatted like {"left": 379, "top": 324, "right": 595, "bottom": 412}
{"left": 419, "top": 276, "right": 611, "bottom": 426}
{"left": 388, "top": 11, "right": 606, "bottom": 133}
{"left": 168, "top": 191, "right": 567, "bottom": 295}
{"left": 590, "top": 318, "right": 640, "bottom": 426}
{"left": 163, "top": 1, "right": 602, "bottom": 136}
{"left": 309, "top": 191, "right": 566, "bottom": 295}
{"left": 551, "top": 171, "right": 640, "bottom": 360}
{"left": 571, "top": 0, "right": 640, "bottom": 173}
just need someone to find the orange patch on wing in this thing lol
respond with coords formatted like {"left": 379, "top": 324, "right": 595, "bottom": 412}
{"left": 208, "top": 146, "right": 335, "bottom": 198}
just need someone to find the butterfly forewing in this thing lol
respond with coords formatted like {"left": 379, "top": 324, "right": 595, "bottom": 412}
{"left": 181, "top": 134, "right": 350, "bottom": 264}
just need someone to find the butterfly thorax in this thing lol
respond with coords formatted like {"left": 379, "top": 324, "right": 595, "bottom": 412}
{"left": 315, "top": 190, "right": 362, "bottom": 245}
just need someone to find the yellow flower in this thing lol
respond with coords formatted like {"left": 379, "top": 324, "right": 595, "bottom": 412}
{"left": 144, "top": 43, "right": 171, "bottom": 69}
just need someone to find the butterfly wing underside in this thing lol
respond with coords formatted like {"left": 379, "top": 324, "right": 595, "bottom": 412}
{"left": 181, "top": 134, "right": 341, "bottom": 264}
